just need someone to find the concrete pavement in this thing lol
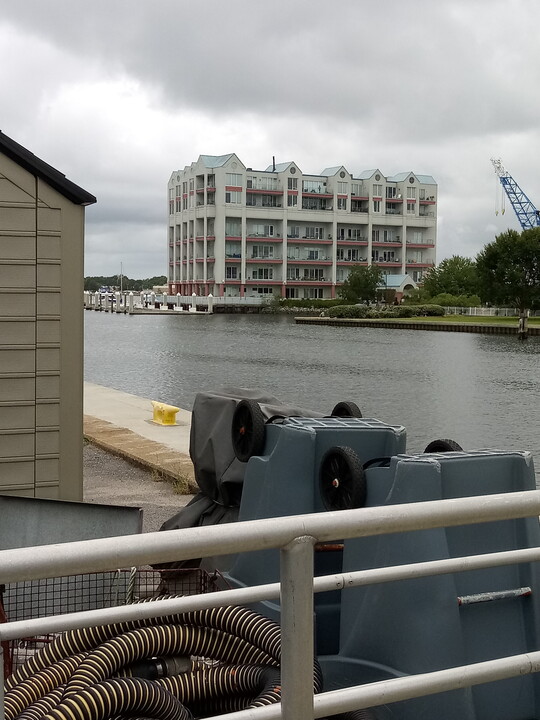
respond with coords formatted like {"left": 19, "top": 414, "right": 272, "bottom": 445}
{"left": 83, "top": 382, "right": 196, "bottom": 492}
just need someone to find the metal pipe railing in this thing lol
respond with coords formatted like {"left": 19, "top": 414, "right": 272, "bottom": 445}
{"left": 2, "top": 489, "right": 540, "bottom": 720}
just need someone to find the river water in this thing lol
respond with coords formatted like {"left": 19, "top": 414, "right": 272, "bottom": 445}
{"left": 84, "top": 311, "right": 540, "bottom": 465}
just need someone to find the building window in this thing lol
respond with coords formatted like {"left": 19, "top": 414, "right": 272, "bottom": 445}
{"left": 225, "top": 220, "right": 241, "bottom": 236}
{"left": 252, "top": 268, "right": 274, "bottom": 280}
{"left": 226, "top": 190, "right": 242, "bottom": 204}
{"left": 407, "top": 187, "right": 416, "bottom": 199}
{"left": 407, "top": 202, "right": 415, "bottom": 214}
{"left": 419, "top": 188, "right": 426, "bottom": 200}
{"left": 303, "top": 180, "right": 326, "bottom": 193}
{"left": 304, "top": 226, "right": 324, "bottom": 239}
{"left": 373, "top": 200, "right": 381, "bottom": 212}
{"left": 337, "top": 182, "right": 348, "bottom": 194}
{"left": 252, "top": 245, "right": 274, "bottom": 259}
{"left": 287, "top": 194, "right": 298, "bottom": 207}
{"left": 337, "top": 197, "right": 347, "bottom": 210}
{"left": 373, "top": 184, "right": 382, "bottom": 196}
{"left": 307, "top": 288, "right": 324, "bottom": 299}
{"left": 288, "top": 177, "right": 298, "bottom": 190}
{"left": 226, "top": 266, "right": 238, "bottom": 280}
{"left": 386, "top": 186, "right": 397, "bottom": 198}
{"left": 287, "top": 225, "right": 300, "bottom": 238}
{"left": 251, "top": 286, "right": 273, "bottom": 295}
{"left": 250, "top": 224, "right": 274, "bottom": 237}
{"left": 226, "top": 173, "right": 243, "bottom": 186}
{"left": 308, "top": 249, "right": 320, "bottom": 260}
{"left": 225, "top": 242, "right": 241, "bottom": 258}
{"left": 189, "top": 179, "right": 194, "bottom": 192}
{"left": 182, "top": 181, "right": 187, "bottom": 194}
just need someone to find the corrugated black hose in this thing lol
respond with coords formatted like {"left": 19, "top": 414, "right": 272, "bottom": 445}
{"left": 4, "top": 603, "right": 322, "bottom": 719}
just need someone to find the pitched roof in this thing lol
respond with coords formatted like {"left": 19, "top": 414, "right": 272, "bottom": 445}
{"left": 0, "top": 130, "right": 96, "bottom": 206}
{"left": 264, "top": 161, "right": 294, "bottom": 172}
{"left": 387, "top": 171, "right": 437, "bottom": 184}
{"left": 320, "top": 166, "right": 346, "bottom": 176}
{"left": 355, "top": 169, "right": 379, "bottom": 180}
{"left": 199, "top": 153, "right": 237, "bottom": 168}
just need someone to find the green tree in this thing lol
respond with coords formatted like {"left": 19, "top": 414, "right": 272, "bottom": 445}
{"left": 339, "top": 265, "right": 383, "bottom": 304}
{"left": 476, "top": 228, "right": 540, "bottom": 325}
{"left": 422, "top": 255, "right": 479, "bottom": 297}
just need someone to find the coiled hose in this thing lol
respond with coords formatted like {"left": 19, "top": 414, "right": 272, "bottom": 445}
{"left": 5, "top": 603, "right": 323, "bottom": 719}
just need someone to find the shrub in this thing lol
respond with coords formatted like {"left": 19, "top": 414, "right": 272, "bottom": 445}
{"left": 327, "top": 304, "right": 371, "bottom": 318}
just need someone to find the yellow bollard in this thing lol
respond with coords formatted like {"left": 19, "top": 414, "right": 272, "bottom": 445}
{"left": 151, "top": 401, "right": 180, "bottom": 426}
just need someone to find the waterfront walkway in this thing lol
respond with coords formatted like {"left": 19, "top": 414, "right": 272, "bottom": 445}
{"left": 84, "top": 382, "right": 196, "bottom": 491}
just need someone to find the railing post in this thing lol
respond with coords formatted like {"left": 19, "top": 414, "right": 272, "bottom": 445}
{"left": 280, "top": 535, "right": 316, "bottom": 720}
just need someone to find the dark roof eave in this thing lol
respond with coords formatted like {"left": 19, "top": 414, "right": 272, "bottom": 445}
{"left": 0, "top": 130, "right": 96, "bottom": 206}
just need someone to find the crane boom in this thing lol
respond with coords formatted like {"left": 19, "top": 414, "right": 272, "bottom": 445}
{"left": 491, "top": 158, "right": 540, "bottom": 230}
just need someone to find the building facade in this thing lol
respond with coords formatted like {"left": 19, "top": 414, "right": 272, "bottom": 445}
{"left": 0, "top": 131, "right": 95, "bottom": 500}
{"left": 167, "top": 154, "right": 436, "bottom": 299}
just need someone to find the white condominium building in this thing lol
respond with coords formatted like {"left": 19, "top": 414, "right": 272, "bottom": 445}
{"left": 167, "top": 154, "right": 437, "bottom": 299}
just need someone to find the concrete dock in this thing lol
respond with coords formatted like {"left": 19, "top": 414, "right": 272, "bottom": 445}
{"left": 84, "top": 382, "right": 196, "bottom": 491}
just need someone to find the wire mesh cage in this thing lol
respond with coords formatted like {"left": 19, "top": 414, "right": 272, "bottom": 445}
{"left": 0, "top": 567, "right": 223, "bottom": 679}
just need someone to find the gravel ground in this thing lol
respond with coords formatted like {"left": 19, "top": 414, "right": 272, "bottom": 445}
{"left": 83, "top": 443, "right": 193, "bottom": 533}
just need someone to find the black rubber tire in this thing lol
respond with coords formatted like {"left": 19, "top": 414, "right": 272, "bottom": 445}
{"left": 319, "top": 446, "right": 366, "bottom": 511}
{"left": 424, "top": 438, "right": 463, "bottom": 453}
{"left": 330, "top": 401, "right": 363, "bottom": 418}
{"left": 231, "top": 399, "right": 266, "bottom": 462}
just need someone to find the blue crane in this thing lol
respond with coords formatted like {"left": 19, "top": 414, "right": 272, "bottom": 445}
{"left": 491, "top": 158, "right": 540, "bottom": 230}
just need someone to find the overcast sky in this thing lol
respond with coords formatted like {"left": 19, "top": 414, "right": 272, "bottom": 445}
{"left": 1, "top": 1, "right": 538, "bottom": 279}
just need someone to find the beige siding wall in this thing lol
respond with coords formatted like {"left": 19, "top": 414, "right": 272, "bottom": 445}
{"left": 0, "top": 154, "right": 84, "bottom": 500}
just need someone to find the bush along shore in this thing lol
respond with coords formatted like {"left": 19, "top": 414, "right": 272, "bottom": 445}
{"left": 324, "top": 304, "right": 445, "bottom": 319}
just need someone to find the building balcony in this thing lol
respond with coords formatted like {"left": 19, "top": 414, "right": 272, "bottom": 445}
{"left": 245, "top": 278, "right": 282, "bottom": 284}
{"left": 373, "top": 260, "right": 402, "bottom": 267}
{"left": 301, "top": 202, "right": 334, "bottom": 211}
{"left": 246, "top": 203, "right": 283, "bottom": 210}
{"left": 419, "top": 197, "right": 436, "bottom": 203}
{"left": 351, "top": 195, "right": 369, "bottom": 201}
{"left": 246, "top": 188, "right": 282, "bottom": 195}
{"left": 245, "top": 236, "right": 283, "bottom": 243}
{"left": 406, "top": 261, "right": 435, "bottom": 267}
{"left": 336, "top": 238, "right": 368, "bottom": 245}
{"left": 372, "top": 241, "right": 402, "bottom": 247}
{"left": 418, "top": 211, "right": 436, "bottom": 217}
{"left": 302, "top": 188, "right": 333, "bottom": 197}
{"left": 406, "top": 241, "right": 434, "bottom": 247}
{"left": 286, "top": 258, "right": 332, "bottom": 265}
{"left": 225, "top": 254, "right": 242, "bottom": 260}
{"left": 225, "top": 235, "right": 242, "bottom": 241}
{"left": 286, "top": 279, "right": 332, "bottom": 285}
{"left": 385, "top": 196, "right": 403, "bottom": 203}
{"left": 290, "top": 237, "right": 332, "bottom": 244}
{"left": 385, "top": 209, "right": 402, "bottom": 215}
{"left": 336, "top": 258, "right": 368, "bottom": 264}
{"left": 247, "top": 257, "right": 282, "bottom": 263}
{"left": 350, "top": 207, "right": 369, "bottom": 213}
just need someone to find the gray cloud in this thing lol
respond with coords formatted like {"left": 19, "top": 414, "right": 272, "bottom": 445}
{"left": 1, "top": 0, "right": 538, "bottom": 277}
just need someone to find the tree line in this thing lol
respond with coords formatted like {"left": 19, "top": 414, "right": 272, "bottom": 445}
{"left": 84, "top": 275, "right": 167, "bottom": 292}
{"left": 341, "top": 227, "right": 540, "bottom": 319}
